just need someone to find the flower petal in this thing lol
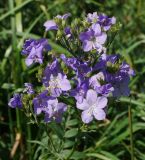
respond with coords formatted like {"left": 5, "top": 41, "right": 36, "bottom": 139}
{"left": 76, "top": 99, "right": 89, "bottom": 110}
{"left": 79, "top": 32, "right": 90, "bottom": 41}
{"left": 57, "top": 103, "right": 67, "bottom": 112}
{"left": 96, "top": 32, "right": 107, "bottom": 44}
{"left": 86, "top": 89, "right": 97, "bottom": 105}
{"left": 82, "top": 40, "right": 93, "bottom": 52}
{"left": 59, "top": 76, "right": 71, "bottom": 91}
{"left": 25, "top": 58, "right": 33, "bottom": 66}
{"left": 97, "top": 96, "right": 108, "bottom": 108}
{"left": 43, "top": 20, "right": 58, "bottom": 31}
{"left": 92, "top": 23, "right": 101, "bottom": 35}
{"left": 93, "top": 108, "right": 106, "bottom": 120}
{"left": 81, "top": 109, "right": 93, "bottom": 123}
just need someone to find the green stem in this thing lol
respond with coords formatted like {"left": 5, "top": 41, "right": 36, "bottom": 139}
{"left": 128, "top": 104, "right": 134, "bottom": 160}
{"left": 16, "top": 109, "right": 21, "bottom": 132}
{"left": 45, "top": 124, "right": 58, "bottom": 153}
{"left": 27, "top": 124, "right": 32, "bottom": 160}
{"left": 8, "top": 108, "right": 14, "bottom": 144}
{"left": 9, "top": 0, "right": 21, "bottom": 133}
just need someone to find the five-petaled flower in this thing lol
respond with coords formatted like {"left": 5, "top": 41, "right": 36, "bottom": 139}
{"left": 79, "top": 23, "right": 107, "bottom": 53}
{"left": 76, "top": 89, "right": 108, "bottom": 123}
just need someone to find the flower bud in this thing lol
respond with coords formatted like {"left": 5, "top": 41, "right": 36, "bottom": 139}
{"left": 110, "top": 22, "right": 122, "bottom": 32}
{"left": 56, "top": 30, "right": 63, "bottom": 39}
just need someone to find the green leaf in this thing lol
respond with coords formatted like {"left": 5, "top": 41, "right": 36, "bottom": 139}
{"left": 86, "top": 153, "right": 112, "bottom": 160}
{"left": 100, "top": 151, "right": 120, "bottom": 160}
{"left": 66, "top": 119, "right": 79, "bottom": 127}
{"left": 64, "top": 128, "right": 78, "bottom": 138}
{"left": 27, "top": 140, "right": 48, "bottom": 149}
{"left": 1, "top": 83, "right": 15, "bottom": 90}
{"left": 71, "top": 151, "right": 86, "bottom": 159}
{"left": 64, "top": 140, "right": 75, "bottom": 148}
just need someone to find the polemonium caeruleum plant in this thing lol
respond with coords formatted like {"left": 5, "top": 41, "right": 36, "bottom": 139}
{"left": 8, "top": 12, "right": 135, "bottom": 158}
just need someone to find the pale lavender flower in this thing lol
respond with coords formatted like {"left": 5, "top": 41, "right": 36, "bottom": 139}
{"left": 25, "top": 47, "right": 43, "bottom": 66}
{"left": 86, "top": 12, "right": 98, "bottom": 23}
{"left": 33, "top": 92, "right": 67, "bottom": 122}
{"left": 48, "top": 73, "right": 71, "bottom": 97}
{"left": 43, "top": 20, "right": 58, "bottom": 31}
{"left": 79, "top": 23, "right": 107, "bottom": 52}
{"left": 44, "top": 98, "right": 67, "bottom": 123}
{"left": 98, "top": 14, "right": 116, "bottom": 31}
{"left": 22, "top": 39, "right": 51, "bottom": 66}
{"left": 89, "top": 72, "right": 105, "bottom": 88}
{"left": 8, "top": 94, "right": 22, "bottom": 108}
{"left": 76, "top": 89, "right": 107, "bottom": 123}
{"left": 42, "top": 58, "right": 71, "bottom": 97}
{"left": 44, "top": 13, "right": 71, "bottom": 31}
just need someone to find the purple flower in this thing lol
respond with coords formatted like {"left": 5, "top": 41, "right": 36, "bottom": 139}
{"left": 86, "top": 12, "right": 98, "bottom": 23}
{"left": 112, "top": 77, "right": 130, "bottom": 97}
{"left": 33, "top": 90, "right": 49, "bottom": 115}
{"left": 43, "top": 59, "right": 60, "bottom": 87}
{"left": 61, "top": 54, "right": 91, "bottom": 79}
{"left": 61, "top": 54, "right": 79, "bottom": 70}
{"left": 22, "top": 38, "right": 51, "bottom": 55}
{"left": 112, "top": 76, "right": 130, "bottom": 98}
{"left": 76, "top": 89, "right": 107, "bottom": 123}
{"left": 24, "top": 83, "right": 35, "bottom": 94}
{"left": 89, "top": 72, "right": 105, "bottom": 88}
{"left": 94, "top": 54, "right": 135, "bottom": 97}
{"left": 8, "top": 94, "right": 22, "bottom": 108}
{"left": 98, "top": 14, "right": 116, "bottom": 31}
{"left": 71, "top": 80, "right": 89, "bottom": 103}
{"left": 44, "top": 98, "right": 67, "bottom": 123}
{"left": 96, "top": 84, "right": 114, "bottom": 96}
{"left": 44, "top": 13, "right": 71, "bottom": 31}
{"left": 89, "top": 72, "right": 114, "bottom": 96}
{"left": 79, "top": 23, "right": 107, "bottom": 52}
{"left": 21, "top": 39, "right": 35, "bottom": 55}
{"left": 43, "top": 58, "right": 71, "bottom": 97}
{"left": 48, "top": 73, "right": 71, "bottom": 97}
{"left": 22, "top": 39, "right": 51, "bottom": 66}
{"left": 120, "top": 62, "right": 135, "bottom": 77}
{"left": 33, "top": 91, "right": 67, "bottom": 122}
{"left": 55, "top": 13, "right": 71, "bottom": 20}
{"left": 25, "top": 47, "right": 43, "bottom": 66}
{"left": 64, "top": 27, "right": 72, "bottom": 39}
{"left": 43, "top": 20, "right": 58, "bottom": 31}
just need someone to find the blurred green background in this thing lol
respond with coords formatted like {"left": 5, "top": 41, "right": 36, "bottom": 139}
{"left": 1, "top": 0, "right": 145, "bottom": 160}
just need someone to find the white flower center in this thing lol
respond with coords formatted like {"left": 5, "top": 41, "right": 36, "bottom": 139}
{"left": 48, "top": 76, "right": 61, "bottom": 89}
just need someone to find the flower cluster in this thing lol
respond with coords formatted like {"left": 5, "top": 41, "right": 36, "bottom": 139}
{"left": 8, "top": 12, "right": 134, "bottom": 124}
